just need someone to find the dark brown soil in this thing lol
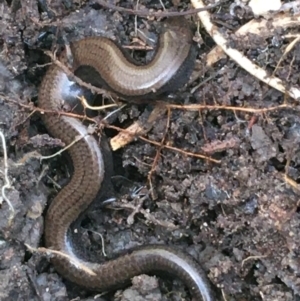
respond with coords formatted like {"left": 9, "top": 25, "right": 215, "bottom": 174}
{"left": 1, "top": 0, "right": 300, "bottom": 301}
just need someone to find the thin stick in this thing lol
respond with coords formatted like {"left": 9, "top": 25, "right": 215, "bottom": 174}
{"left": 190, "top": 0, "right": 300, "bottom": 100}
{"left": 0, "top": 130, "right": 15, "bottom": 225}
{"left": 96, "top": 0, "right": 226, "bottom": 18}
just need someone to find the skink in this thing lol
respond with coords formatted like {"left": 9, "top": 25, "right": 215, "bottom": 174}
{"left": 38, "top": 16, "right": 215, "bottom": 301}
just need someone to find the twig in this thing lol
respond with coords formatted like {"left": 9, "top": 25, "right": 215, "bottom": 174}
{"left": 241, "top": 255, "right": 268, "bottom": 268}
{"left": 1, "top": 95, "right": 98, "bottom": 124}
{"left": 221, "top": 289, "right": 228, "bottom": 301}
{"left": 115, "top": 101, "right": 290, "bottom": 162}
{"left": 139, "top": 136, "right": 221, "bottom": 163}
{"left": 108, "top": 101, "right": 291, "bottom": 154}
{"left": 115, "top": 196, "right": 178, "bottom": 229}
{"left": 206, "top": 12, "right": 300, "bottom": 67}
{"left": 102, "top": 104, "right": 127, "bottom": 121}
{"left": 273, "top": 36, "right": 300, "bottom": 76}
{"left": 201, "top": 137, "right": 240, "bottom": 154}
{"left": 40, "top": 132, "right": 90, "bottom": 161}
{"left": 110, "top": 104, "right": 167, "bottom": 151}
{"left": 191, "top": 0, "right": 300, "bottom": 100}
{"left": 77, "top": 96, "right": 118, "bottom": 111}
{"left": 108, "top": 123, "right": 220, "bottom": 163}
{"left": 165, "top": 103, "right": 291, "bottom": 113}
{"left": 0, "top": 130, "right": 15, "bottom": 225}
{"left": 86, "top": 230, "right": 107, "bottom": 257}
{"left": 25, "top": 244, "right": 97, "bottom": 276}
{"left": 44, "top": 51, "right": 108, "bottom": 96}
{"left": 96, "top": 0, "right": 226, "bottom": 18}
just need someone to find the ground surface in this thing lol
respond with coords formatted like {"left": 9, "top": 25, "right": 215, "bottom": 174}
{"left": 0, "top": 0, "right": 300, "bottom": 300}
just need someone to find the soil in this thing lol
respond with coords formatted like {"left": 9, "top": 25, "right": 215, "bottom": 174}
{"left": 0, "top": 0, "right": 300, "bottom": 301}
